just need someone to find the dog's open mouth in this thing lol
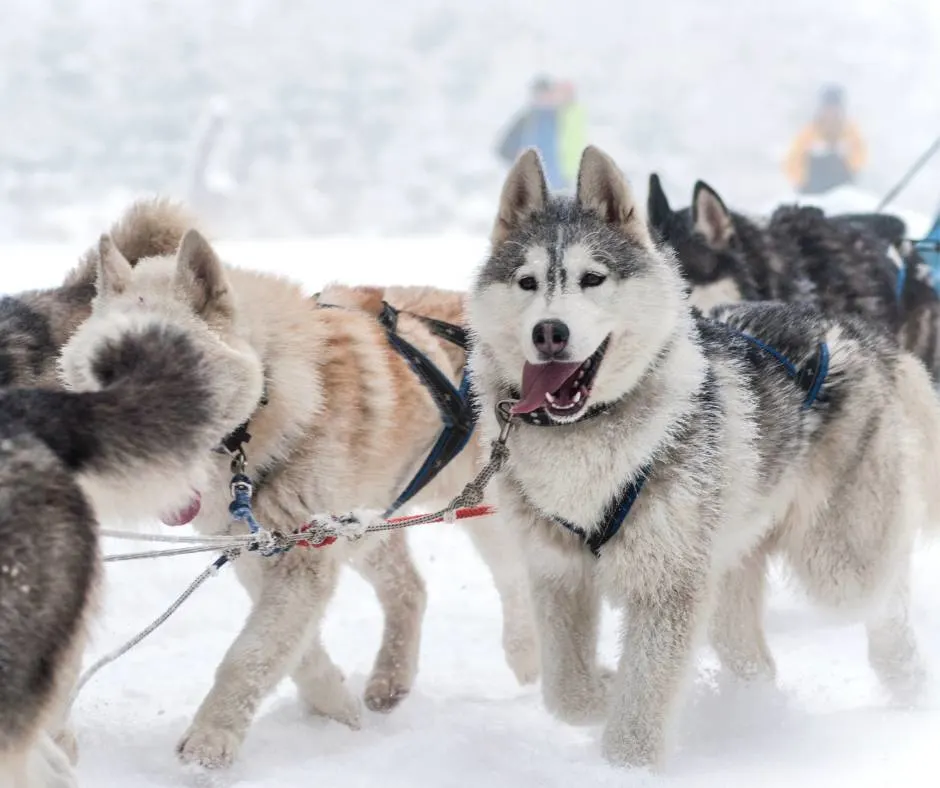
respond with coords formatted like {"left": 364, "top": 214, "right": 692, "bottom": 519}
{"left": 512, "top": 336, "right": 610, "bottom": 421}
{"left": 161, "top": 490, "right": 202, "bottom": 527}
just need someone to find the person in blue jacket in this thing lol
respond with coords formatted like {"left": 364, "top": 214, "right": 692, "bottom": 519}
{"left": 496, "top": 76, "right": 586, "bottom": 192}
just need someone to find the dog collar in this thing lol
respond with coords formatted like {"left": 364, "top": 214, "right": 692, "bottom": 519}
{"left": 215, "top": 379, "right": 270, "bottom": 464}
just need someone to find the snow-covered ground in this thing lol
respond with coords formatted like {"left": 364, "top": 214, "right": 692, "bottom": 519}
{"left": 4, "top": 238, "right": 940, "bottom": 787}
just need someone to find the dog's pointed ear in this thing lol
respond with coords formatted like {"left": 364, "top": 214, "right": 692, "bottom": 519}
{"left": 577, "top": 146, "right": 653, "bottom": 248}
{"left": 692, "top": 180, "right": 734, "bottom": 249}
{"left": 96, "top": 234, "right": 133, "bottom": 297}
{"left": 647, "top": 173, "right": 673, "bottom": 233}
{"left": 492, "top": 149, "right": 548, "bottom": 246}
{"left": 174, "top": 229, "right": 234, "bottom": 318}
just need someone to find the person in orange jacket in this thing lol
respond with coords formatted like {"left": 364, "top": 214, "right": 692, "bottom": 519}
{"left": 784, "top": 85, "right": 866, "bottom": 195}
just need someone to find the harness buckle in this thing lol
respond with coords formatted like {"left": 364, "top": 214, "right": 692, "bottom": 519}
{"left": 230, "top": 448, "right": 247, "bottom": 476}
{"left": 495, "top": 400, "right": 517, "bottom": 444}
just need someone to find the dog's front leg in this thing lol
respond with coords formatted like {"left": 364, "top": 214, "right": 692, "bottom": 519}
{"left": 177, "top": 550, "right": 342, "bottom": 770}
{"left": 601, "top": 579, "right": 709, "bottom": 769}
{"left": 461, "top": 513, "right": 540, "bottom": 685}
{"left": 528, "top": 543, "right": 608, "bottom": 725}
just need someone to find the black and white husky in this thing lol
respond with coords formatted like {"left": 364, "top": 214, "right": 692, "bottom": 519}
{"left": 646, "top": 175, "right": 940, "bottom": 382}
{"left": 0, "top": 233, "right": 264, "bottom": 787}
{"left": 466, "top": 146, "right": 940, "bottom": 769}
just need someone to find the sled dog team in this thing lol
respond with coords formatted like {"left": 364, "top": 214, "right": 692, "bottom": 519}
{"left": 2, "top": 146, "right": 939, "bottom": 786}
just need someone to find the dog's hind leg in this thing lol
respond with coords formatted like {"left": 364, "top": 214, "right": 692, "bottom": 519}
{"left": 177, "top": 550, "right": 342, "bottom": 770}
{"left": 709, "top": 544, "right": 776, "bottom": 682}
{"left": 45, "top": 631, "right": 88, "bottom": 766}
{"left": 461, "top": 514, "right": 540, "bottom": 684}
{"left": 865, "top": 568, "right": 926, "bottom": 704}
{"left": 348, "top": 531, "right": 427, "bottom": 713}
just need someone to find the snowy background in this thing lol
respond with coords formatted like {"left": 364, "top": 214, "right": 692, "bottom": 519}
{"left": 4, "top": 240, "right": 940, "bottom": 787}
{"left": 1, "top": 0, "right": 939, "bottom": 242}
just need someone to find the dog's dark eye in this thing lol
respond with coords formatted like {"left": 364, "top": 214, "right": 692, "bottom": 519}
{"left": 580, "top": 272, "right": 607, "bottom": 288}
{"left": 518, "top": 276, "right": 538, "bottom": 291}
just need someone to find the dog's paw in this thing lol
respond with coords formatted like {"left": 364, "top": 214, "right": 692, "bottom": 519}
{"left": 301, "top": 680, "right": 363, "bottom": 729}
{"left": 503, "top": 630, "right": 540, "bottom": 685}
{"left": 176, "top": 725, "right": 242, "bottom": 770}
{"left": 545, "top": 667, "right": 611, "bottom": 726}
{"left": 882, "top": 660, "right": 928, "bottom": 707}
{"left": 27, "top": 733, "right": 78, "bottom": 788}
{"left": 52, "top": 726, "right": 79, "bottom": 765}
{"left": 600, "top": 723, "right": 658, "bottom": 770}
{"left": 364, "top": 673, "right": 411, "bottom": 714}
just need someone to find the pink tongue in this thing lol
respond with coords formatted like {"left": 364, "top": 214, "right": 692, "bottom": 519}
{"left": 161, "top": 491, "right": 202, "bottom": 527}
{"left": 512, "top": 361, "right": 584, "bottom": 414}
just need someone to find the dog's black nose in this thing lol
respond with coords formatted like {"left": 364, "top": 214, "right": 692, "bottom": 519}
{"left": 532, "top": 319, "right": 570, "bottom": 358}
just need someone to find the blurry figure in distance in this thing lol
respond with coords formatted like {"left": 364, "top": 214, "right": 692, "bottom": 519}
{"left": 496, "top": 76, "right": 586, "bottom": 192}
{"left": 784, "top": 85, "right": 866, "bottom": 195}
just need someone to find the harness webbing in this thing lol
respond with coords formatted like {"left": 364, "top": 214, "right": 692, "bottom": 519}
{"left": 313, "top": 299, "right": 476, "bottom": 518}
{"left": 550, "top": 465, "right": 651, "bottom": 558}
{"left": 376, "top": 301, "right": 476, "bottom": 516}
{"left": 731, "top": 331, "right": 831, "bottom": 410}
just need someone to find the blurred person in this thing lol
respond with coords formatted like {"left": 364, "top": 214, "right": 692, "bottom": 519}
{"left": 496, "top": 76, "right": 586, "bottom": 192}
{"left": 555, "top": 80, "right": 587, "bottom": 189}
{"left": 784, "top": 85, "right": 866, "bottom": 195}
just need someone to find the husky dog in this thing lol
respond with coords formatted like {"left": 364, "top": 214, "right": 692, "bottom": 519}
{"left": 646, "top": 175, "right": 940, "bottom": 381}
{"left": 0, "top": 233, "right": 265, "bottom": 788}
{"left": 76, "top": 232, "right": 537, "bottom": 770}
{"left": 0, "top": 199, "right": 196, "bottom": 391}
{"left": 466, "top": 146, "right": 940, "bottom": 769}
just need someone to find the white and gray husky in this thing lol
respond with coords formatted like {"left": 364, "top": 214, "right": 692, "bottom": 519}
{"left": 467, "top": 145, "right": 940, "bottom": 768}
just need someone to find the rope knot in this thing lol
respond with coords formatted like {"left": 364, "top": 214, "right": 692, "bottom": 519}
{"left": 490, "top": 439, "right": 510, "bottom": 467}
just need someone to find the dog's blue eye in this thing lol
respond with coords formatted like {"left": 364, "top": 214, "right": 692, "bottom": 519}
{"left": 518, "top": 276, "right": 538, "bottom": 291}
{"left": 580, "top": 272, "right": 607, "bottom": 288}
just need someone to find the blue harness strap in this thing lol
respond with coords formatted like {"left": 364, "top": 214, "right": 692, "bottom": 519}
{"left": 551, "top": 465, "right": 651, "bottom": 558}
{"left": 374, "top": 302, "right": 477, "bottom": 517}
{"left": 732, "top": 331, "right": 831, "bottom": 410}
{"left": 383, "top": 368, "right": 476, "bottom": 517}
{"left": 313, "top": 299, "right": 476, "bottom": 517}
{"left": 896, "top": 258, "right": 908, "bottom": 302}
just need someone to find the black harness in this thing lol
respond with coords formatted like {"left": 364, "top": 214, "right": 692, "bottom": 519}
{"left": 219, "top": 300, "right": 476, "bottom": 520}
{"left": 217, "top": 385, "right": 269, "bottom": 461}
{"left": 547, "top": 468, "right": 650, "bottom": 558}
{"left": 373, "top": 301, "right": 476, "bottom": 517}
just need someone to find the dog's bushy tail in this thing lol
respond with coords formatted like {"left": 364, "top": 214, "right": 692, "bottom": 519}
{"left": 65, "top": 197, "right": 198, "bottom": 287}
